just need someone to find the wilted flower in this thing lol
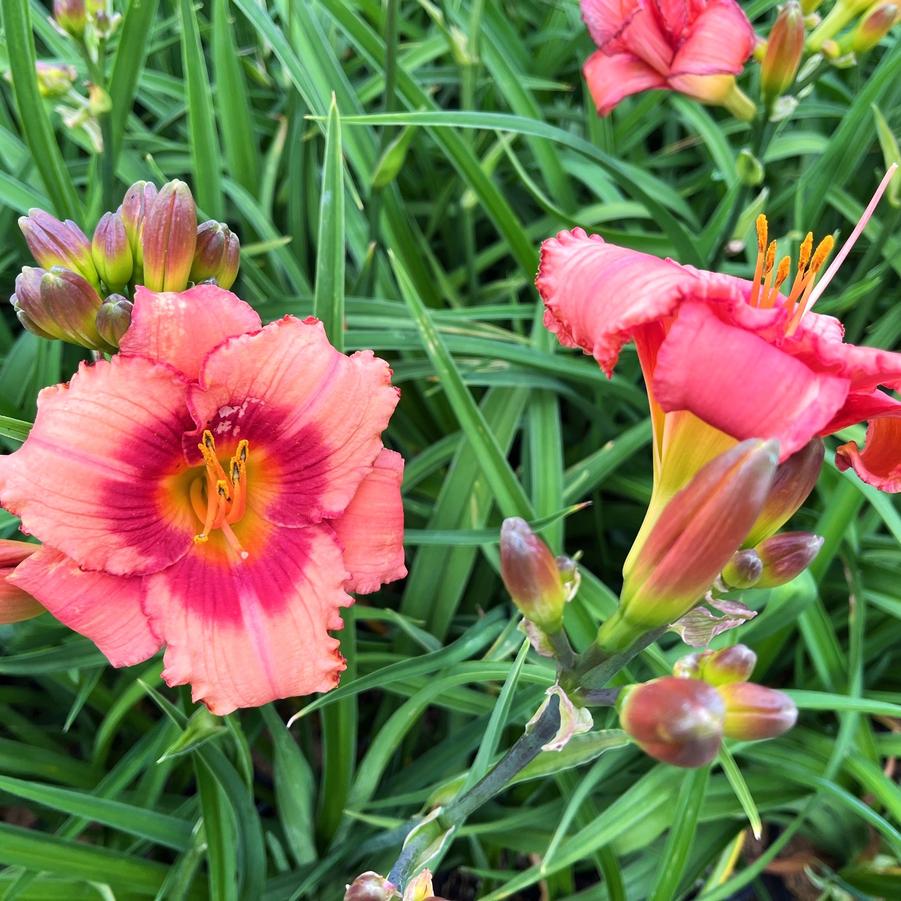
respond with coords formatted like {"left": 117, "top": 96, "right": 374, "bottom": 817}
{"left": 717, "top": 681, "right": 798, "bottom": 739}
{"left": 191, "top": 221, "right": 240, "bottom": 289}
{"left": 618, "top": 677, "right": 725, "bottom": 768}
{"left": 1, "top": 285, "right": 405, "bottom": 714}
{"left": 580, "top": 0, "right": 757, "bottom": 118}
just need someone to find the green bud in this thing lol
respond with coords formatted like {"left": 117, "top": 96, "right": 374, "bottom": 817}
{"left": 92, "top": 211, "right": 133, "bottom": 291}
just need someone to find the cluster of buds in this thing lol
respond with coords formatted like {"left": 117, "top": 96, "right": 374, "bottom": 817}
{"left": 12, "top": 180, "right": 240, "bottom": 352}
{"left": 618, "top": 645, "right": 797, "bottom": 767}
{"left": 52, "top": 0, "right": 121, "bottom": 43}
{"left": 344, "top": 868, "right": 447, "bottom": 901}
{"left": 807, "top": 0, "right": 899, "bottom": 57}
{"left": 499, "top": 517, "right": 579, "bottom": 646}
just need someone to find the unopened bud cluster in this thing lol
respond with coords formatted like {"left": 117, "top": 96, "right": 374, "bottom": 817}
{"left": 12, "top": 180, "right": 240, "bottom": 352}
{"left": 343, "top": 868, "right": 447, "bottom": 901}
{"left": 808, "top": 0, "right": 899, "bottom": 55}
{"left": 619, "top": 645, "right": 797, "bottom": 767}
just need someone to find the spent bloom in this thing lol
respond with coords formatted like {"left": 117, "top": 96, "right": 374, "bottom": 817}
{"left": 0, "top": 286, "right": 405, "bottom": 714}
{"left": 580, "top": 0, "right": 756, "bottom": 118}
{"left": 537, "top": 168, "right": 901, "bottom": 499}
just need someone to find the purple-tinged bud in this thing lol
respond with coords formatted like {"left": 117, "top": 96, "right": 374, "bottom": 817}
{"left": 35, "top": 62, "right": 77, "bottom": 98}
{"left": 717, "top": 682, "right": 797, "bottom": 740}
{"left": 761, "top": 2, "right": 806, "bottom": 104}
{"left": 698, "top": 645, "right": 757, "bottom": 686}
{"left": 190, "top": 220, "right": 240, "bottom": 289}
{"left": 618, "top": 677, "right": 724, "bottom": 768}
{"left": 500, "top": 518, "right": 566, "bottom": 633}
{"left": 120, "top": 181, "right": 158, "bottom": 268}
{"left": 744, "top": 438, "right": 823, "bottom": 547}
{"left": 343, "top": 872, "right": 397, "bottom": 901}
{"left": 54, "top": 0, "right": 86, "bottom": 37}
{"left": 851, "top": 3, "right": 899, "bottom": 51}
{"left": 95, "top": 295, "right": 133, "bottom": 348}
{"left": 92, "top": 211, "right": 133, "bottom": 291}
{"left": 12, "top": 266, "right": 105, "bottom": 349}
{"left": 598, "top": 440, "right": 779, "bottom": 652}
{"left": 753, "top": 532, "right": 823, "bottom": 588}
{"left": 722, "top": 548, "right": 764, "bottom": 589}
{"left": 141, "top": 180, "right": 197, "bottom": 291}
{"left": 18, "top": 209, "right": 99, "bottom": 287}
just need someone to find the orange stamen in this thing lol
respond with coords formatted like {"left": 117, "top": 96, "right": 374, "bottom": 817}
{"left": 748, "top": 214, "right": 768, "bottom": 308}
{"left": 761, "top": 256, "right": 791, "bottom": 309}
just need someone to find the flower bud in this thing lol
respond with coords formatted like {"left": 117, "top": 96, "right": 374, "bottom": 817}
{"left": 761, "top": 2, "right": 806, "bottom": 104}
{"left": 736, "top": 148, "right": 765, "bottom": 186}
{"left": 753, "top": 531, "right": 823, "bottom": 588}
{"left": 598, "top": 440, "right": 779, "bottom": 652}
{"left": 618, "top": 677, "right": 724, "bottom": 768}
{"left": 0, "top": 540, "right": 42, "bottom": 625}
{"left": 95, "top": 295, "right": 133, "bottom": 348}
{"left": 54, "top": 0, "right": 86, "bottom": 37}
{"left": 120, "top": 181, "right": 158, "bottom": 268}
{"left": 808, "top": 0, "right": 881, "bottom": 50}
{"left": 743, "top": 438, "right": 823, "bottom": 547}
{"left": 851, "top": 3, "right": 899, "bottom": 51}
{"left": 87, "top": 83, "right": 112, "bottom": 116}
{"left": 12, "top": 266, "right": 105, "bottom": 349}
{"left": 672, "top": 652, "right": 702, "bottom": 679}
{"left": 698, "top": 645, "right": 757, "bottom": 686}
{"left": 721, "top": 548, "right": 764, "bottom": 589}
{"left": 500, "top": 518, "right": 566, "bottom": 633}
{"left": 35, "top": 62, "right": 77, "bottom": 98}
{"left": 141, "top": 180, "right": 197, "bottom": 291}
{"left": 190, "top": 220, "right": 240, "bottom": 289}
{"left": 344, "top": 872, "right": 397, "bottom": 901}
{"left": 717, "top": 682, "right": 797, "bottom": 740}
{"left": 18, "top": 209, "right": 99, "bottom": 287}
{"left": 92, "top": 212, "right": 133, "bottom": 291}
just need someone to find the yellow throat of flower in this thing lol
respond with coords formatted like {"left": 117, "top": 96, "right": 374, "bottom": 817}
{"left": 190, "top": 429, "right": 250, "bottom": 558}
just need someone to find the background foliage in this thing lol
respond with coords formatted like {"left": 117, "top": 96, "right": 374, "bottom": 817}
{"left": 0, "top": 1, "right": 899, "bottom": 898}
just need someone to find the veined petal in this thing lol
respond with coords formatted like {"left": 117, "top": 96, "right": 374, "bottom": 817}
{"left": 120, "top": 285, "right": 261, "bottom": 380}
{"left": 332, "top": 448, "right": 406, "bottom": 594}
{"left": 580, "top": 0, "right": 641, "bottom": 52}
{"left": 654, "top": 302, "right": 850, "bottom": 459}
{"left": 537, "top": 228, "right": 694, "bottom": 376}
{"left": 670, "top": 0, "right": 755, "bottom": 77}
{"left": 836, "top": 417, "right": 901, "bottom": 493}
{"left": 10, "top": 547, "right": 160, "bottom": 666}
{"left": 187, "top": 316, "right": 400, "bottom": 526}
{"left": 583, "top": 50, "right": 669, "bottom": 115}
{"left": 0, "top": 356, "right": 195, "bottom": 575}
{"left": 145, "top": 524, "right": 352, "bottom": 714}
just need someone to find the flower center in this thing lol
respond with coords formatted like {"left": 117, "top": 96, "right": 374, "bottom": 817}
{"left": 747, "top": 213, "right": 834, "bottom": 335}
{"left": 190, "top": 429, "right": 250, "bottom": 559}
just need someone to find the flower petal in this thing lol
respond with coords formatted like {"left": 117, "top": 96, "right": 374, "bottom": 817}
{"left": 332, "top": 448, "right": 406, "bottom": 594}
{"left": 145, "top": 524, "right": 352, "bottom": 714}
{"left": 0, "top": 356, "right": 195, "bottom": 575}
{"left": 583, "top": 49, "right": 669, "bottom": 115}
{"left": 580, "top": 0, "right": 641, "bottom": 51}
{"left": 653, "top": 302, "right": 850, "bottom": 459}
{"left": 187, "top": 316, "right": 400, "bottom": 526}
{"left": 836, "top": 417, "right": 901, "bottom": 493}
{"left": 120, "top": 284, "right": 261, "bottom": 380}
{"left": 536, "top": 228, "right": 694, "bottom": 376}
{"left": 822, "top": 389, "right": 901, "bottom": 434}
{"left": 10, "top": 546, "right": 160, "bottom": 666}
{"left": 670, "top": 0, "right": 755, "bottom": 76}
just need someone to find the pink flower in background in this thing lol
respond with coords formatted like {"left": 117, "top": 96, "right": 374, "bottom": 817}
{"left": 581, "top": 0, "right": 756, "bottom": 117}
{"left": 536, "top": 168, "right": 901, "bottom": 493}
{"left": 0, "top": 285, "right": 405, "bottom": 714}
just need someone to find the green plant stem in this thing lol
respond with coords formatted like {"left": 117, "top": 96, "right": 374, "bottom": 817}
{"left": 571, "top": 626, "right": 669, "bottom": 691}
{"left": 82, "top": 41, "right": 115, "bottom": 214}
{"left": 385, "top": 693, "right": 562, "bottom": 890}
{"left": 546, "top": 627, "right": 576, "bottom": 671}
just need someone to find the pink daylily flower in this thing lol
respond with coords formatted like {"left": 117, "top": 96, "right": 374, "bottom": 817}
{"left": 581, "top": 0, "right": 756, "bottom": 116}
{"left": 0, "top": 285, "right": 406, "bottom": 714}
{"left": 536, "top": 169, "right": 901, "bottom": 493}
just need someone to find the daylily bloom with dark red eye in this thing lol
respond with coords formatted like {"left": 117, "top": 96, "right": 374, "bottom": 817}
{"left": 0, "top": 285, "right": 405, "bottom": 714}
{"left": 580, "top": 0, "right": 757, "bottom": 119}
{"left": 537, "top": 167, "right": 901, "bottom": 499}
